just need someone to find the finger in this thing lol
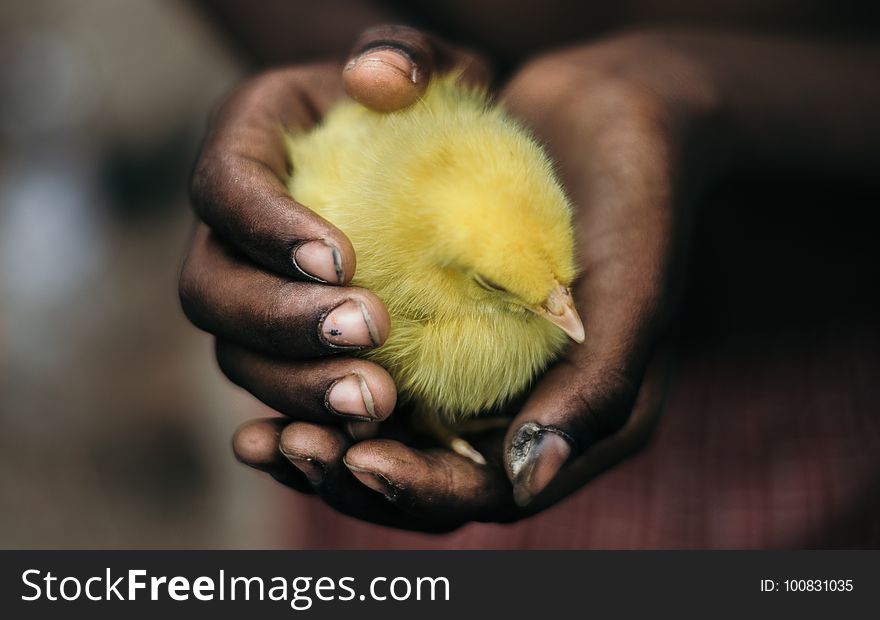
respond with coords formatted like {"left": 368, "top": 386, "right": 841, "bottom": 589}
{"left": 232, "top": 417, "right": 312, "bottom": 493}
{"left": 278, "top": 422, "right": 455, "bottom": 532}
{"left": 505, "top": 332, "right": 673, "bottom": 507}
{"left": 499, "top": 68, "right": 681, "bottom": 506}
{"left": 502, "top": 236, "right": 672, "bottom": 505}
{"left": 525, "top": 350, "right": 672, "bottom": 512}
{"left": 180, "top": 225, "right": 390, "bottom": 358}
{"left": 343, "top": 439, "right": 517, "bottom": 523}
{"left": 343, "top": 24, "right": 492, "bottom": 112}
{"left": 191, "top": 64, "right": 356, "bottom": 283}
{"left": 502, "top": 347, "right": 642, "bottom": 507}
{"left": 216, "top": 341, "right": 397, "bottom": 424}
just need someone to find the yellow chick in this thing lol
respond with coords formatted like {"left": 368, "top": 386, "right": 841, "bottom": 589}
{"left": 285, "top": 75, "right": 583, "bottom": 462}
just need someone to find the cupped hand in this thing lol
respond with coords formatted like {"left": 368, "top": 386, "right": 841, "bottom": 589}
{"left": 180, "top": 61, "right": 396, "bottom": 452}
{"left": 179, "top": 26, "right": 494, "bottom": 508}
{"left": 497, "top": 34, "right": 712, "bottom": 506}
{"left": 222, "top": 30, "right": 712, "bottom": 530}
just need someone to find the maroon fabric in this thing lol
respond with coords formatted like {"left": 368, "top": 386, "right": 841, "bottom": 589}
{"left": 275, "top": 190, "right": 880, "bottom": 549}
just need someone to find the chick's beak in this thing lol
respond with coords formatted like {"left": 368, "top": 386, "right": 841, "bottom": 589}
{"left": 532, "top": 282, "right": 585, "bottom": 343}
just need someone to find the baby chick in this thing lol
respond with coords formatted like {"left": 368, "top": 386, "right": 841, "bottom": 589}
{"left": 285, "top": 75, "right": 583, "bottom": 463}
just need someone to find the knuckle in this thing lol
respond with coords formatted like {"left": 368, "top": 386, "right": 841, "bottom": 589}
{"left": 177, "top": 257, "right": 209, "bottom": 329}
{"left": 435, "top": 456, "right": 459, "bottom": 503}
{"left": 286, "top": 422, "right": 347, "bottom": 459}
{"left": 278, "top": 423, "right": 307, "bottom": 456}
{"left": 190, "top": 152, "right": 244, "bottom": 219}
{"left": 504, "top": 55, "right": 578, "bottom": 109}
{"left": 510, "top": 43, "right": 672, "bottom": 134}
{"left": 573, "top": 74, "right": 671, "bottom": 142}
{"left": 189, "top": 153, "right": 227, "bottom": 219}
{"left": 262, "top": 281, "right": 308, "bottom": 354}
{"left": 214, "top": 340, "right": 244, "bottom": 387}
{"left": 190, "top": 151, "right": 215, "bottom": 201}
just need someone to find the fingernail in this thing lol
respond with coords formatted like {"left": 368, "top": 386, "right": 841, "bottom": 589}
{"left": 321, "top": 299, "right": 381, "bottom": 347}
{"left": 343, "top": 47, "right": 420, "bottom": 113}
{"left": 345, "top": 47, "right": 416, "bottom": 84}
{"left": 508, "top": 422, "right": 573, "bottom": 507}
{"left": 344, "top": 462, "right": 398, "bottom": 501}
{"left": 280, "top": 452, "right": 325, "bottom": 485}
{"left": 292, "top": 240, "right": 344, "bottom": 284}
{"left": 326, "top": 373, "right": 376, "bottom": 420}
{"left": 346, "top": 420, "right": 379, "bottom": 441}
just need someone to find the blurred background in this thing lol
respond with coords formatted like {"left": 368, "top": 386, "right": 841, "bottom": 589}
{"left": 1, "top": 1, "right": 878, "bottom": 548}
{"left": 0, "top": 0, "right": 271, "bottom": 547}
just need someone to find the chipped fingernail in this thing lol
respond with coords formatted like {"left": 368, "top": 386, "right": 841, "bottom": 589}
{"left": 326, "top": 373, "right": 377, "bottom": 420}
{"left": 344, "top": 462, "right": 398, "bottom": 501}
{"left": 292, "top": 240, "right": 344, "bottom": 284}
{"left": 345, "top": 47, "right": 416, "bottom": 84}
{"left": 509, "top": 422, "right": 574, "bottom": 507}
{"left": 280, "top": 452, "right": 325, "bottom": 485}
{"left": 321, "top": 299, "right": 381, "bottom": 347}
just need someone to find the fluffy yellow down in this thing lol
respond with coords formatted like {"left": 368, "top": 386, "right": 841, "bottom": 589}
{"left": 285, "top": 75, "right": 577, "bottom": 419}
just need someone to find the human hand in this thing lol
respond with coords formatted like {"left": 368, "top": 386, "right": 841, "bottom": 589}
{"left": 179, "top": 26, "right": 491, "bottom": 505}
{"left": 229, "top": 31, "right": 708, "bottom": 529}
{"left": 179, "top": 60, "right": 396, "bottom": 468}
{"left": 496, "top": 33, "right": 711, "bottom": 505}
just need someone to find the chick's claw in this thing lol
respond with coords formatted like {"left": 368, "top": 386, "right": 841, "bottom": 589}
{"left": 409, "top": 408, "right": 507, "bottom": 466}
{"left": 449, "top": 436, "right": 488, "bottom": 466}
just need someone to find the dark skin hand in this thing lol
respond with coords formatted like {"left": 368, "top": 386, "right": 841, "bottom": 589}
{"left": 181, "top": 26, "right": 880, "bottom": 530}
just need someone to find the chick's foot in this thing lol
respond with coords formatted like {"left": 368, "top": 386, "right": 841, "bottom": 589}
{"left": 412, "top": 409, "right": 512, "bottom": 466}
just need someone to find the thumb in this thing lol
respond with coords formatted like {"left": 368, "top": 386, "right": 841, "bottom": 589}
{"left": 504, "top": 354, "right": 645, "bottom": 507}
{"left": 342, "top": 24, "right": 491, "bottom": 112}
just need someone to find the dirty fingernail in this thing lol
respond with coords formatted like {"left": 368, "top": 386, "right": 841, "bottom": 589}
{"left": 346, "top": 47, "right": 416, "bottom": 83}
{"left": 292, "top": 240, "right": 344, "bottom": 284}
{"left": 509, "top": 422, "right": 573, "bottom": 507}
{"left": 281, "top": 453, "right": 325, "bottom": 485}
{"left": 321, "top": 299, "right": 381, "bottom": 347}
{"left": 345, "top": 462, "right": 398, "bottom": 501}
{"left": 343, "top": 47, "right": 421, "bottom": 113}
{"left": 326, "top": 373, "right": 376, "bottom": 420}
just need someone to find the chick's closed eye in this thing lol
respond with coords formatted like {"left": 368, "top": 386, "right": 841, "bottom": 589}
{"left": 472, "top": 273, "right": 507, "bottom": 293}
